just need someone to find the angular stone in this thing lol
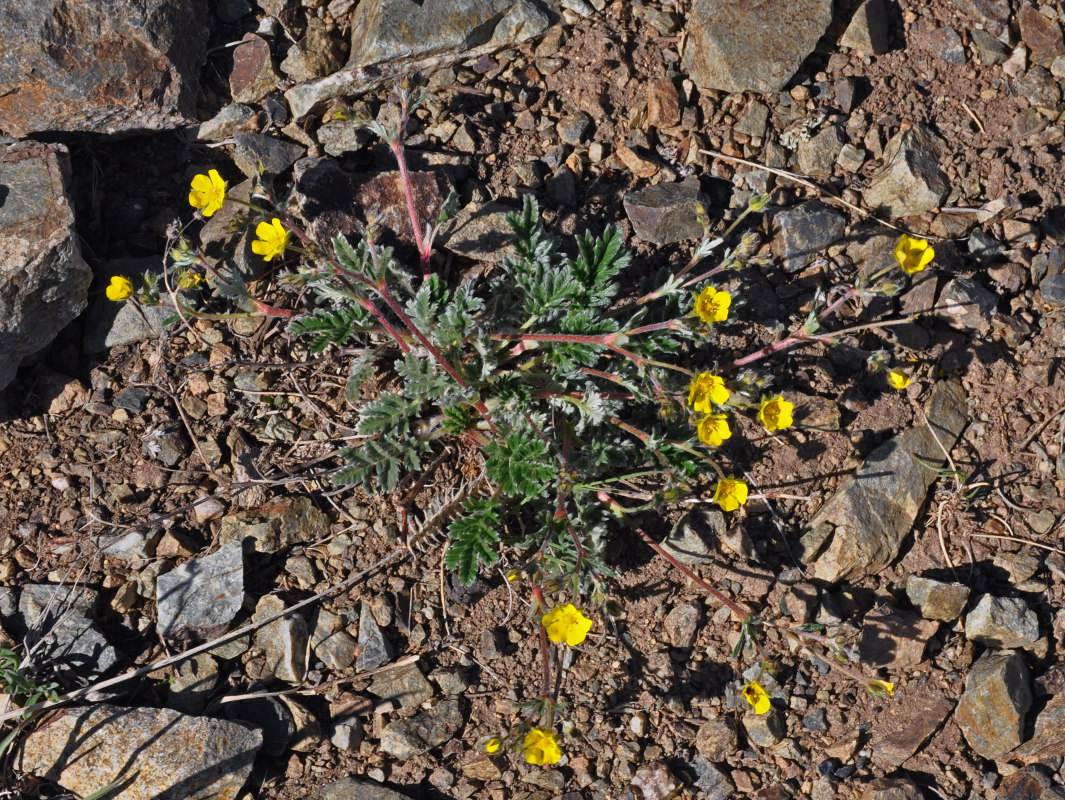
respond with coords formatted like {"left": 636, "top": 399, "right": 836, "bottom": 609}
{"left": 696, "top": 717, "right": 739, "bottom": 762}
{"left": 318, "top": 120, "right": 371, "bottom": 157}
{"left": 0, "top": 142, "right": 91, "bottom": 392}
{"left": 17, "top": 704, "right": 261, "bottom": 800}
{"left": 378, "top": 698, "right": 463, "bottom": 760}
{"left": 632, "top": 763, "right": 678, "bottom": 800}
{"left": 798, "top": 125, "right": 845, "bottom": 179}
{"left": 1019, "top": 5, "right": 1065, "bottom": 68}
{"left": 665, "top": 603, "right": 702, "bottom": 649}
{"left": 735, "top": 102, "right": 770, "bottom": 139}
{"left": 0, "top": 0, "right": 206, "bottom": 137}
{"left": 869, "top": 683, "right": 954, "bottom": 768}
{"left": 860, "top": 777, "right": 925, "bottom": 800}
{"left": 217, "top": 496, "right": 329, "bottom": 554}
{"left": 937, "top": 277, "right": 997, "bottom": 333}
{"left": 167, "top": 653, "right": 218, "bottom": 715}
{"left": 743, "top": 709, "right": 785, "bottom": 746}
{"left": 358, "top": 599, "right": 391, "bottom": 672}
{"left": 955, "top": 649, "right": 1031, "bottom": 759}
{"left": 1016, "top": 66, "right": 1062, "bottom": 109}
{"left": 906, "top": 575, "right": 970, "bottom": 621}
{"left": 356, "top": 170, "right": 450, "bottom": 242}
{"left": 801, "top": 380, "right": 968, "bottom": 582}
{"left": 312, "top": 609, "right": 357, "bottom": 670}
{"left": 646, "top": 77, "right": 682, "bottom": 129}
{"left": 225, "top": 695, "right": 294, "bottom": 757}
{"left": 952, "top": 0, "right": 1009, "bottom": 32}
{"left": 313, "top": 779, "right": 417, "bottom": 800}
{"left": 1040, "top": 274, "right": 1065, "bottom": 307}
{"left": 253, "top": 595, "right": 308, "bottom": 684}
{"left": 232, "top": 132, "right": 305, "bottom": 178}
{"left": 691, "top": 756, "right": 735, "bottom": 799}
{"left": 858, "top": 606, "right": 939, "bottom": 668}
{"left": 197, "top": 103, "right": 259, "bottom": 142}
{"left": 156, "top": 543, "right": 244, "bottom": 643}
{"left": 19, "top": 585, "right": 118, "bottom": 681}
{"left": 369, "top": 662, "right": 433, "bottom": 708}
{"left": 997, "top": 768, "right": 1065, "bottom": 800}
{"left": 230, "top": 34, "right": 281, "bottom": 104}
{"left": 971, "top": 28, "right": 1010, "bottom": 65}
{"left": 965, "top": 595, "right": 1039, "bottom": 649}
{"left": 840, "top": 0, "right": 892, "bottom": 55}
{"left": 439, "top": 201, "right": 517, "bottom": 265}
{"left": 1010, "top": 693, "right": 1065, "bottom": 766}
{"left": 624, "top": 177, "right": 707, "bottom": 244}
{"left": 682, "top": 0, "right": 833, "bottom": 93}
{"left": 772, "top": 200, "right": 847, "bottom": 273}
{"left": 280, "top": 17, "right": 348, "bottom": 81}
{"left": 663, "top": 507, "right": 725, "bottom": 565}
{"left": 557, "top": 111, "right": 594, "bottom": 145}
{"left": 863, "top": 125, "right": 949, "bottom": 218}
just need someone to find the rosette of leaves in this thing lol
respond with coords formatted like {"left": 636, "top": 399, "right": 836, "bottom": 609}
{"left": 291, "top": 197, "right": 707, "bottom": 586}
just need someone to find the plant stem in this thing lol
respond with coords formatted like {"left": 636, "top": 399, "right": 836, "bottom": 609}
{"left": 390, "top": 136, "right": 430, "bottom": 279}
{"left": 531, "top": 585, "right": 553, "bottom": 698}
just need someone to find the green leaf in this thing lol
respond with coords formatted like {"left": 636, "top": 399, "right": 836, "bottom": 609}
{"left": 437, "top": 283, "right": 484, "bottom": 349}
{"left": 446, "top": 498, "right": 502, "bottom": 584}
{"left": 356, "top": 392, "right": 421, "bottom": 436}
{"left": 394, "top": 352, "right": 451, "bottom": 400}
{"left": 335, "top": 435, "right": 425, "bottom": 491}
{"left": 345, "top": 347, "right": 377, "bottom": 403}
{"left": 485, "top": 432, "right": 555, "bottom": 500}
{"left": 568, "top": 225, "right": 630, "bottom": 307}
{"left": 334, "top": 234, "right": 372, "bottom": 277}
{"left": 290, "top": 304, "right": 367, "bottom": 353}
{"left": 405, "top": 273, "right": 448, "bottom": 336}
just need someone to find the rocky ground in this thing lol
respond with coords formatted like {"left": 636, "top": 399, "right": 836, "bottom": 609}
{"left": 1, "top": 0, "right": 1065, "bottom": 799}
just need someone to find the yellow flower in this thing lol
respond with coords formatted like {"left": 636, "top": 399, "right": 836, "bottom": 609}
{"left": 523, "top": 728, "right": 562, "bottom": 765}
{"left": 251, "top": 218, "right": 290, "bottom": 262}
{"left": 188, "top": 169, "right": 227, "bottom": 217}
{"left": 887, "top": 370, "right": 910, "bottom": 390}
{"left": 868, "top": 679, "right": 895, "bottom": 697}
{"left": 177, "top": 270, "right": 204, "bottom": 290}
{"left": 105, "top": 275, "right": 134, "bottom": 302}
{"left": 485, "top": 737, "right": 502, "bottom": 753}
{"left": 894, "top": 234, "right": 934, "bottom": 275}
{"left": 694, "top": 286, "right": 731, "bottom": 324}
{"left": 741, "top": 681, "right": 771, "bottom": 714}
{"left": 757, "top": 396, "right": 794, "bottom": 432}
{"left": 713, "top": 477, "right": 748, "bottom": 512}
{"left": 688, "top": 372, "right": 730, "bottom": 413}
{"left": 542, "top": 603, "right": 593, "bottom": 647}
{"left": 697, "top": 414, "right": 731, "bottom": 447}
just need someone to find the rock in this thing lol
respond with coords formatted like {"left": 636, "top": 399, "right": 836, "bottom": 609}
{"left": 230, "top": 34, "right": 281, "bottom": 104}
{"left": 858, "top": 606, "right": 939, "bottom": 668}
{"left": 645, "top": 77, "right": 682, "bottom": 129}
{"left": 616, "top": 144, "right": 660, "bottom": 178}
{"left": 280, "top": 17, "right": 347, "bottom": 81}
{"left": 863, "top": 125, "right": 949, "bottom": 218}
{"left": 803, "top": 709, "right": 828, "bottom": 732}
{"left": 431, "top": 667, "right": 471, "bottom": 696}
{"left": 665, "top": 602, "right": 702, "bottom": 649}
{"left": 997, "top": 768, "right": 1065, "bottom": 800}
{"left": 691, "top": 756, "right": 735, "bottom": 799}
{"left": 682, "top": 0, "right": 832, "bottom": 93}
{"left": 955, "top": 649, "right": 1032, "bottom": 759}
{"left": 0, "top": 142, "right": 91, "bottom": 391}
{"left": 1040, "top": 274, "right": 1065, "bottom": 306}
{"left": 632, "top": 763, "right": 678, "bottom": 800}
{"left": 965, "top": 595, "right": 1040, "bottom": 648}
{"left": 937, "top": 277, "right": 998, "bottom": 333}
{"left": 156, "top": 543, "right": 244, "bottom": 643}
{"left": 663, "top": 507, "right": 726, "bottom": 565}
{"left": 461, "top": 754, "right": 503, "bottom": 781}
{"left": 83, "top": 257, "right": 181, "bottom": 352}
{"left": 232, "top": 132, "right": 305, "bottom": 178}
{"left": 356, "top": 169, "right": 451, "bottom": 241}
{"left": 839, "top": 0, "right": 892, "bottom": 55}
{"left": 312, "top": 609, "right": 357, "bottom": 670}
{"left": 439, "top": 201, "right": 518, "bottom": 264}
{"left": 623, "top": 177, "right": 707, "bottom": 244}
{"left": 318, "top": 120, "right": 371, "bottom": 156}
{"left": 696, "top": 717, "right": 739, "bottom": 761}
{"left": 859, "top": 777, "right": 926, "bottom": 800}
{"left": 358, "top": 599, "right": 392, "bottom": 672}
{"left": 19, "top": 585, "right": 118, "bottom": 681}
{"left": 313, "top": 778, "right": 418, "bottom": 800}
{"left": 0, "top": 0, "right": 206, "bottom": 136}
{"left": 931, "top": 26, "right": 967, "bottom": 64}
{"left": 142, "top": 420, "right": 190, "bottom": 467}
{"left": 217, "top": 496, "right": 329, "bottom": 553}
{"left": 1011, "top": 693, "right": 1065, "bottom": 765}
{"left": 743, "top": 709, "right": 785, "bottom": 746}
{"left": 167, "top": 653, "right": 218, "bottom": 715}
{"left": 772, "top": 200, "right": 847, "bottom": 273}
{"left": 557, "top": 111, "right": 593, "bottom": 145}
{"left": 969, "top": 229, "right": 1007, "bottom": 264}
{"left": 837, "top": 143, "right": 866, "bottom": 172}
{"left": 1019, "top": 5, "right": 1065, "bottom": 68}
{"left": 953, "top": 0, "right": 1009, "bottom": 33}
{"left": 197, "top": 104, "right": 260, "bottom": 141}
{"left": 279, "top": 696, "right": 322, "bottom": 753}
{"left": 906, "top": 575, "right": 970, "bottom": 621}
{"left": 971, "top": 28, "right": 1010, "bottom": 65}
{"left": 369, "top": 662, "right": 434, "bottom": 708}
{"left": 798, "top": 125, "right": 845, "bottom": 179}
{"left": 1015, "top": 66, "right": 1062, "bottom": 109}
{"left": 378, "top": 698, "right": 463, "bottom": 760}
{"left": 869, "top": 683, "right": 954, "bottom": 768}
{"left": 17, "top": 704, "right": 260, "bottom": 800}
{"left": 801, "top": 380, "right": 968, "bottom": 582}
{"left": 253, "top": 595, "right": 309, "bottom": 684}
{"left": 225, "top": 695, "right": 295, "bottom": 757}
{"left": 735, "top": 101, "right": 770, "bottom": 139}
{"left": 331, "top": 717, "right": 363, "bottom": 751}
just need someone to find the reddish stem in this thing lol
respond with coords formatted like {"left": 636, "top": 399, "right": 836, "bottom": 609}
{"left": 531, "top": 585, "right": 553, "bottom": 696}
{"left": 391, "top": 139, "right": 430, "bottom": 279}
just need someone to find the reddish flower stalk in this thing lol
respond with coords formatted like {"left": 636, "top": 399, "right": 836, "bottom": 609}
{"left": 530, "top": 585, "right": 553, "bottom": 697}
{"left": 390, "top": 138, "right": 431, "bottom": 279}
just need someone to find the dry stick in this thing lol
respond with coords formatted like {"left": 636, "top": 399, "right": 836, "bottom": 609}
{"left": 0, "top": 549, "right": 404, "bottom": 725}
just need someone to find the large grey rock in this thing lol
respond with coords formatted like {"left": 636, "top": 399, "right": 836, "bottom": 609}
{"left": 19, "top": 585, "right": 118, "bottom": 680}
{"left": 378, "top": 698, "right": 463, "bottom": 760}
{"left": 624, "top": 177, "right": 707, "bottom": 244}
{"left": 156, "top": 543, "right": 244, "bottom": 643}
{"left": 690, "top": 755, "right": 735, "bottom": 799}
{"left": 16, "top": 704, "right": 261, "bottom": 800}
{"left": 358, "top": 599, "right": 392, "bottom": 672}
{"left": 83, "top": 258, "right": 173, "bottom": 353}
{"left": 0, "top": 0, "right": 207, "bottom": 137}
{"left": 286, "top": 0, "right": 553, "bottom": 119}
{"left": 369, "top": 663, "right": 434, "bottom": 708}
{"left": 217, "top": 496, "right": 329, "bottom": 554}
{"left": 839, "top": 0, "right": 892, "bottom": 55}
{"left": 312, "top": 608, "right": 357, "bottom": 670}
{"left": 801, "top": 380, "right": 968, "bottom": 582}
{"left": 313, "top": 778, "right": 418, "bottom": 800}
{"left": 439, "top": 201, "right": 519, "bottom": 264}
{"left": 662, "top": 507, "right": 726, "bottom": 565}
{"left": 937, "top": 277, "right": 998, "bottom": 333}
{"left": 860, "top": 778, "right": 926, "bottom": 800}
{"left": 906, "top": 575, "right": 970, "bottom": 621}
{"left": 252, "top": 595, "right": 308, "bottom": 684}
{"left": 955, "top": 650, "right": 1031, "bottom": 759}
{"left": 869, "top": 683, "right": 954, "bottom": 769}
{"left": 772, "top": 200, "right": 847, "bottom": 273}
{"left": 863, "top": 125, "right": 949, "bottom": 218}
{"left": 682, "top": 0, "right": 833, "bottom": 93}
{"left": 0, "top": 142, "right": 91, "bottom": 392}
{"left": 964, "top": 595, "right": 1040, "bottom": 649}
{"left": 997, "top": 768, "right": 1065, "bottom": 800}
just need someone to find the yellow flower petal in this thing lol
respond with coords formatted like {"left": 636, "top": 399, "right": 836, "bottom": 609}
{"left": 713, "top": 477, "right": 748, "bottom": 512}
{"left": 757, "top": 396, "right": 794, "bottom": 432}
{"left": 485, "top": 737, "right": 502, "bottom": 753}
{"left": 687, "top": 372, "right": 730, "bottom": 414}
{"left": 188, "top": 168, "right": 227, "bottom": 218}
{"left": 694, "top": 286, "right": 731, "bottom": 324}
{"left": 251, "top": 217, "right": 290, "bottom": 262}
{"left": 887, "top": 370, "right": 911, "bottom": 390}
{"left": 697, "top": 413, "right": 731, "bottom": 447}
{"left": 542, "top": 603, "right": 593, "bottom": 647}
{"left": 522, "top": 729, "right": 562, "bottom": 765}
{"left": 741, "top": 681, "right": 772, "bottom": 714}
{"left": 894, "top": 234, "right": 935, "bottom": 275}
{"left": 105, "top": 275, "right": 133, "bottom": 302}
